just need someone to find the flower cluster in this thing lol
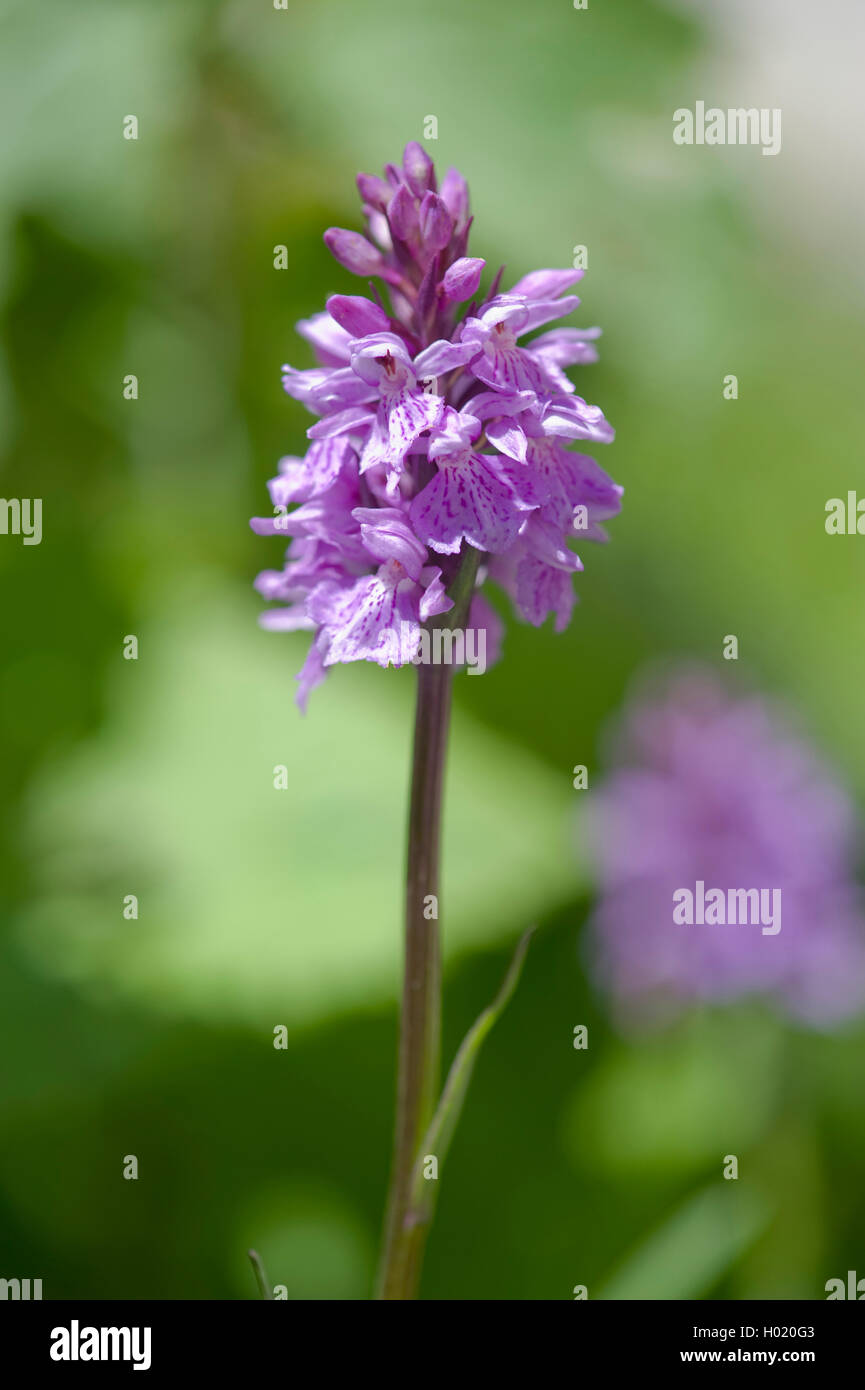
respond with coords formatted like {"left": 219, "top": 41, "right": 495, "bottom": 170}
{"left": 587, "top": 668, "right": 865, "bottom": 1028}
{"left": 252, "top": 142, "right": 622, "bottom": 707}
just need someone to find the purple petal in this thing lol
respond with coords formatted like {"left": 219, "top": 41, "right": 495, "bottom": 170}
{"left": 508, "top": 268, "right": 584, "bottom": 300}
{"left": 520, "top": 295, "right": 580, "bottom": 333}
{"left": 281, "top": 365, "right": 331, "bottom": 407}
{"left": 543, "top": 397, "right": 615, "bottom": 445}
{"left": 427, "top": 405, "right": 481, "bottom": 460}
{"left": 419, "top": 567, "right": 454, "bottom": 621}
{"left": 527, "top": 327, "right": 601, "bottom": 391}
{"left": 413, "top": 338, "right": 478, "bottom": 376}
{"left": 307, "top": 406, "right": 375, "bottom": 440}
{"left": 484, "top": 417, "right": 529, "bottom": 462}
{"left": 439, "top": 167, "right": 469, "bottom": 225}
{"left": 387, "top": 386, "right": 443, "bottom": 460}
{"left": 311, "top": 571, "right": 413, "bottom": 668}
{"left": 409, "top": 453, "right": 530, "bottom": 555}
{"left": 521, "top": 512, "right": 583, "bottom": 571}
{"left": 296, "top": 312, "right": 353, "bottom": 367}
{"left": 515, "top": 554, "right": 577, "bottom": 631}
{"left": 349, "top": 332, "right": 415, "bottom": 388}
{"left": 306, "top": 367, "right": 379, "bottom": 415}
{"left": 463, "top": 389, "right": 535, "bottom": 422}
{"left": 295, "top": 636, "right": 329, "bottom": 712}
{"left": 468, "top": 340, "right": 545, "bottom": 394}
{"left": 471, "top": 297, "right": 531, "bottom": 334}
{"left": 353, "top": 506, "right": 428, "bottom": 581}
{"left": 268, "top": 438, "right": 356, "bottom": 505}
{"left": 259, "top": 606, "right": 314, "bottom": 632}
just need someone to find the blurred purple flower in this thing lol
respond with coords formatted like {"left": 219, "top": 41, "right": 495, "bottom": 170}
{"left": 251, "top": 142, "right": 622, "bottom": 708}
{"left": 587, "top": 668, "right": 865, "bottom": 1028}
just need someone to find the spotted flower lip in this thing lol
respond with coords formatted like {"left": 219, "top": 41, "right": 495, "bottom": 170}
{"left": 409, "top": 407, "right": 541, "bottom": 556}
{"left": 252, "top": 142, "right": 622, "bottom": 708}
{"left": 309, "top": 559, "right": 452, "bottom": 670}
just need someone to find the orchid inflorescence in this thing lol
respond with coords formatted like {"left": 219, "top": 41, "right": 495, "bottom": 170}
{"left": 252, "top": 142, "right": 622, "bottom": 706}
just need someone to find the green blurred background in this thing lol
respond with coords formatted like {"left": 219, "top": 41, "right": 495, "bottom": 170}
{"left": 1, "top": 0, "right": 864, "bottom": 1299}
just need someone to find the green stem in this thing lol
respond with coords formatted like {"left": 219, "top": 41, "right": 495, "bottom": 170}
{"left": 375, "top": 546, "right": 480, "bottom": 1300}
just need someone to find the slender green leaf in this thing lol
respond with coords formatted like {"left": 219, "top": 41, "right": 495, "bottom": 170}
{"left": 409, "top": 927, "right": 535, "bottom": 1220}
{"left": 247, "top": 1249, "right": 273, "bottom": 1301}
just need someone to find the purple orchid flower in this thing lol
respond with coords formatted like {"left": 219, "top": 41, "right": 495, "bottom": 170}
{"left": 252, "top": 142, "right": 621, "bottom": 706}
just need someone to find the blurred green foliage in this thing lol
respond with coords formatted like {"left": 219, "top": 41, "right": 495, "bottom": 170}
{"left": 1, "top": 0, "right": 864, "bottom": 1299}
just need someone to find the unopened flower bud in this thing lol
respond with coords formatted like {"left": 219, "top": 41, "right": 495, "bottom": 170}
{"left": 439, "top": 167, "right": 469, "bottom": 226}
{"left": 440, "top": 257, "right": 485, "bottom": 303}
{"left": 387, "top": 184, "right": 418, "bottom": 242}
{"left": 402, "top": 140, "right": 434, "bottom": 196}
{"left": 323, "top": 227, "right": 384, "bottom": 276}
{"left": 326, "top": 294, "right": 390, "bottom": 337}
{"left": 419, "top": 192, "right": 453, "bottom": 253}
